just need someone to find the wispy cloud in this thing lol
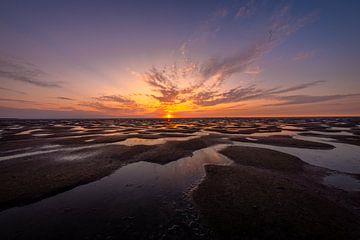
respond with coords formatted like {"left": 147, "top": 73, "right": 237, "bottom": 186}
{"left": 265, "top": 94, "right": 360, "bottom": 106}
{"left": 0, "top": 97, "right": 33, "bottom": 103}
{"left": 94, "top": 94, "right": 137, "bottom": 106}
{"left": 138, "top": 3, "right": 318, "bottom": 110}
{"left": 74, "top": 2, "right": 322, "bottom": 116}
{"left": 244, "top": 66, "right": 262, "bottom": 75}
{"left": 0, "top": 86, "right": 26, "bottom": 95}
{"left": 81, "top": 94, "right": 142, "bottom": 114}
{"left": 56, "top": 96, "right": 74, "bottom": 101}
{"left": 191, "top": 85, "right": 270, "bottom": 106}
{"left": 79, "top": 101, "right": 143, "bottom": 114}
{"left": 199, "top": 43, "right": 266, "bottom": 83}
{"left": 235, "top": 0, "right": 257, "bottom": 18}
{"left": 0, "top": 58, "right": 61, "bottom": 88}
{"left": 0, "top": 106, "right": 111, "bottom": 119}
{"left": 179, "top": 4, "right": 234, "bottom": 54}
{"left": 142, "top": 67, "right": 184, "bottom": 104}
{"left": 189, "top": 80, "right": 326, "bottom": 106}
{"left": 293, "top": 50, "right": 317, "bottom": 61}
{"left": 270, "top": 80, "right": 325, "bottom": 94}
{"left": 79, "top": 102, "right": 122, "bottom": 112}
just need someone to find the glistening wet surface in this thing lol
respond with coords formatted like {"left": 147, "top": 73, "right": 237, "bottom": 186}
{"left": 0, "top": 117, "right": 359, "bottom": 239}
{"left": 230, "top": 132, "right": 360, "bottom": 191}
{"left": 323, "top": 174, "right": 360, "bottom": 192}
{"left": 0, "top": 145, "right": 232, "bottom": 239}
{"left": 231, "top": 135, "right": 360, "bottom": 173}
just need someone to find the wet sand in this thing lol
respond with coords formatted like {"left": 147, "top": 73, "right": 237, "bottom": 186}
{"left": 193, "top": 146, "right": 360, "bottom": 239}
{"left": 0, "top": 135, "right": 227, "bottom": 211}
{"left": 231, "top": 135, "right": 335, "bottom": 149}
{"left": 0, "top": 117, "right": 360, "bottom": 239}
{"left": 299, "top": 132, "right": 360, "bottom": 146}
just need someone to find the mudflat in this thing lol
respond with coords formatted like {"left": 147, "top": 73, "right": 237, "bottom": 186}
{"left": 0, "top": 135, "right": 228, "bottom": 211}
{"left": 1, "top": 117, "right": 359, "bottom": 239}
{"left": 231, "top": 135, "right": 335, "bottom": 149}
{"left": 192, "top": 146, "right": 360, "bottom": 239}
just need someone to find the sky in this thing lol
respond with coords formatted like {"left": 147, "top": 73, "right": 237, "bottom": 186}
{"left": 0, "top": 0, "right": 359, "bottom": 118}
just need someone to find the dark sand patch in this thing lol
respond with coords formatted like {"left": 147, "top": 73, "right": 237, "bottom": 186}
{"left": 147, "top": 128, "right": 200, "bottom": 134}
{"left": 231, "top": 135, "right": 335, "bottom": 149}
{"left": 135, "top": 135, "right": 230, "bottom": 164}
{"left": 0, "top": 135, "right": 99, "bottom": 154}
{"left": 90, "top": 132, "right": 194, "bottom": 144}
{"left": 0, "top": 145, "right": 152, "bottom": 211}
{"left": 299, "top": 132, "right": 360, "bottom": 146}
{"left": 0, "top": 131, "right": 193, "bottom": 154}
{"left": 192, "top": 146, "right": 360, "bottom": 239}
{"left": 350, "top": 129, "right": 360, "bottom": 135}
{"left": 0, "top": 135, "right": 228, "bottom": 211}
{"left": 193, "top": 165, "right": 360, "bottom": 240}
{"left": 207, "top": 128, "right": 258, "bottom": 134}
{"left": 220, "top": 146, "right": 306, "bottom": 173}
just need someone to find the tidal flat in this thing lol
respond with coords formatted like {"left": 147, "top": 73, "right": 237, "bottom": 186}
{"left": 0, "top": 117, "right": 359, "bottom": 239}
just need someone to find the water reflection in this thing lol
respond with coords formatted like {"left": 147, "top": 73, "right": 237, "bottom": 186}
{"left": 1, "top": 117, "right": 359, "bottom": 239}
{"left": 232, "top": 137, "right": 360, "bottom": 174}
{"left": 323, "top": 174, "right": 360, "bottom": 191}
{"left": 115, "top": 135, "right": 200, "bottom": 146}
{"left": 231, "top": 135, "right": 360, "bottom": 192}
{"left": 0, "top": 145, "right": 232, "bottom": 239}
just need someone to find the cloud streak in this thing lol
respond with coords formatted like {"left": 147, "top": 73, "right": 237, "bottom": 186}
{"left": 139, "top": 3, "right": 318, "bottom": 111}
{"left": 293, "top": 50, "right": 317, "bottom": 61}
{"left": 0, "top": 97, "right": 33, "bottom": 103}
{"left": 94, "top": 94, "right": 137, "bottom": 106}
{"left": 0, "top": 58, "right": 61, "bottom": 88}
{"left": 56, "top": 96, "right": 75, "bottom": 101}
{"left": 81, "top": 94, "right": 143, "bottom": 114}
{"left": 235, "top": 0, "right": 257, "bottom": 18}
{"left": 270, "top": 80, "right": 325, "bottom": 94}
{"left": 79, "top": 101, "right": 143, "bottom": 114}
{"left": 0, "top": 106, "right": 111, "bottom": 119}
{"left": 0, "top": 87, "right": 26, "bottom": 95}
{"left": 265, "top": 94, "right": 360, "bottom": 106}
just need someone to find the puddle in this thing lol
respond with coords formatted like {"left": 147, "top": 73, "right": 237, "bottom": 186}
{"left": 0, "top": 144, "right": 106, "bottom": 162}
{"left": 330, "top": 127, "right": 351, "bottom": 131}
{"left": 15, "top": 129, "right": 42, "bottom": 135}
{"left": 0, "top": 135, "right": 201, "bottom": 162}
{"left": 33, "top": 133, "right": 53, "bottom": 137}
{"left": 232, "top": 135, "right": 360, "bottom": 174}
{"left": 115, "top": 137, "right": 167, "bottom": 146}
{"left": 323, "top": 174, "right": 360, "bottom": 191}
{"left": 248, "top": 130, "right": 298, "bottom": 137}
{"left": 0, "top": 149, "right": 61, "bottom": 162}
{"left": 71, "top": 126, "right": 87, "bottom": 132}
{"left": 60, "top": 152, "right": 98, "bottom": 161}
{"left": 8, "top": 125, "right": 23, "bottom": 130}
{"left": 281, "top": 125, "right": 304, "bottom": 130}
{"left": 114, "top": 135, "right": 200, "bottom": 146}
{"left": 1, "top": 118, "right": 360, "bottom": 238}
{"left": 39, "top": 144, "right": 62, "bottom": 149}
{"left": 0, "top": 145, "right": 232, "bottom": 239}
{"left": 245, "top": 137, "right": 258, "bottom": 141}
{"left": 309, "top": 130, "right": 354, "bottom": 136}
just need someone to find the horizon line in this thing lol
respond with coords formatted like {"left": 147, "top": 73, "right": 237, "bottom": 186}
{"left": 1, "top": 115, "right": 359, "bottom": 120}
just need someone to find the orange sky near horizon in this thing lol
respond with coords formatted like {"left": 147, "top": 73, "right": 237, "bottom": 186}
{"left": 0, "top": 0, "right": 360, "bottom": 118}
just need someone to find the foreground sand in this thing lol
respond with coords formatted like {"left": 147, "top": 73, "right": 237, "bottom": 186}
{"left": 192, "top": 146, "right": 360, "bottom": 239}
{"left": 0, "top": 135, "right": 228, "bottom": 210}
{"left": 1, "top": 118, "right": 359, "bottom": 239}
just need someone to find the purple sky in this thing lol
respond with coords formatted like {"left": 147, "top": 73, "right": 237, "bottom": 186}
{"left": 0, "top": 0, "right": 359, "bottom": 118}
